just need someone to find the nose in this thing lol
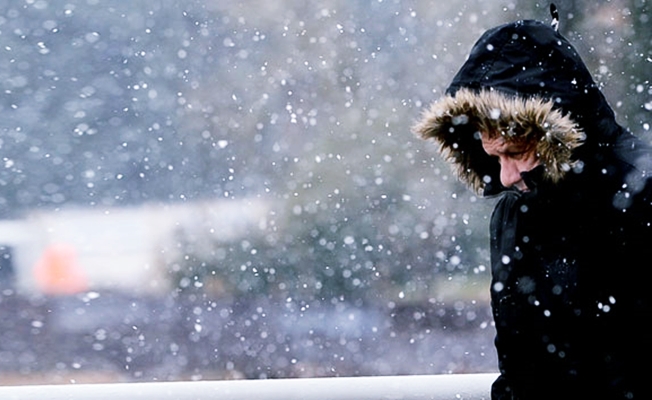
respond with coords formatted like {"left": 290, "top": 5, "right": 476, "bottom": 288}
{"left": 499, "top": 158, "right": 525, "bottom": 189}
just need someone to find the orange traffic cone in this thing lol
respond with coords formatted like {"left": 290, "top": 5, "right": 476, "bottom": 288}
{"left": 33, "top": 244, "right": 88, "bottom": 295}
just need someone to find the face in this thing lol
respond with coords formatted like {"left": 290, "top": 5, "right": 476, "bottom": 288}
{"left": 481, "top": 132, "right": 539, "bottom": 192}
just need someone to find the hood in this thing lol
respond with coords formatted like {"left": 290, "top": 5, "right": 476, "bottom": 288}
{"left": 413, "top": 18, "right": 625, "bottom": 195}
{"left": 413, "top": 88, "right": 584, "bottom": 194}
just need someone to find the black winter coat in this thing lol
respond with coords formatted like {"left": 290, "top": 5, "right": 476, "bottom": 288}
{"left": 414, "top": 18, "right": 652, "bottom": 400}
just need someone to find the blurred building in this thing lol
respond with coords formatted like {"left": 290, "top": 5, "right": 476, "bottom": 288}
{"left": 0, "top": 199, "right": 269, "bottom": 295}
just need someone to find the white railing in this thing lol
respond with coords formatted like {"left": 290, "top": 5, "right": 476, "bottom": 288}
{"left": 0, "top": 373, "right": 498, "bottom": 399}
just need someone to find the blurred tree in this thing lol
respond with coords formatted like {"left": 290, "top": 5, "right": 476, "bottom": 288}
{"left": 622, "top": 0, "right": 651, "bottom": 139}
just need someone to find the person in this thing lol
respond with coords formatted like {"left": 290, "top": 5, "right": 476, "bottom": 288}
{"left": 412, "top": 5, "right": 652, "bottom": 400}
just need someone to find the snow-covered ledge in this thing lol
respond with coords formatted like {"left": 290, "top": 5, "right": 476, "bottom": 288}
{"left": 0, "top": 373, "right": 498, "bottom": 400}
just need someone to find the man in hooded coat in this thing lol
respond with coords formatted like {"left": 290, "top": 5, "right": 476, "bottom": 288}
{"left": 413, "top": 7, "right": 652, "bottom": 400}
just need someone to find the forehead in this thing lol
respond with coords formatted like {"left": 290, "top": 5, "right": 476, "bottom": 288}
{"left": 481, "top": 133, "right": 533, "bottom": 154}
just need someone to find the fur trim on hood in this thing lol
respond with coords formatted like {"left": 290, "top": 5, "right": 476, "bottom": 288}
{"left": 413, "top": 88, "right": 585, "bottom": 195}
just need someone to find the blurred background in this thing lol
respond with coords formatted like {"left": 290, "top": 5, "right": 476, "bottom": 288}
{"left": 0, "top": 0, "right": 649, "bottom": 385}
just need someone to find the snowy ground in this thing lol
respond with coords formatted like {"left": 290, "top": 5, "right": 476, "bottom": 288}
{"left": 0, "top": 290, "right": 497, "bottom": 384}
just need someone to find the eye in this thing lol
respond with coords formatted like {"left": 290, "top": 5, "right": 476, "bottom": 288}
{"left": 506, "top": 151, "right": 526, "bottom": 160}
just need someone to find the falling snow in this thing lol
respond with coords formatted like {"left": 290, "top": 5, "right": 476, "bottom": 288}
{"left": 0, "top": 0, "right": 649, "bottom": 386}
